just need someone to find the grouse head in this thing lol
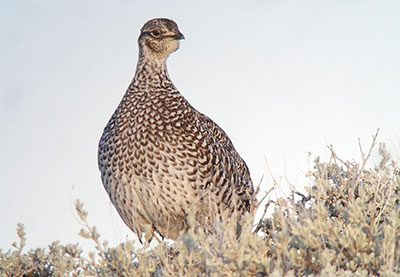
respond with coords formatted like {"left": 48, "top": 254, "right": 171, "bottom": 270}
{"left": 138, "top": 18, "right": 185, "bottom": 60}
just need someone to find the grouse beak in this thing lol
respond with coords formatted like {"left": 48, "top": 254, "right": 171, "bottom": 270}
{"left": 174, "top": 31, "right": 185, "bottom": 40}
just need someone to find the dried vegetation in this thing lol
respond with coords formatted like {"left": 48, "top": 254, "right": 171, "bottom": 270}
{"left": 1, "top": 134, "right": 400, "bottom": 276}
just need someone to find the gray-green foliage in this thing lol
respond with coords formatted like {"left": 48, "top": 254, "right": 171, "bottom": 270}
{"left": 1, "top": 139, "right": 399, "bottom": 276}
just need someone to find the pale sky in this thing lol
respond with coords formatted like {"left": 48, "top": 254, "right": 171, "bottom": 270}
{"left": 1, "top": 0, "right": 399, "bottom": 251}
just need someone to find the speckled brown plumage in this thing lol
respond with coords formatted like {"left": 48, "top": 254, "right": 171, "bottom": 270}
{"left": 98, "top": 18, "right": 255, "bottom": 241}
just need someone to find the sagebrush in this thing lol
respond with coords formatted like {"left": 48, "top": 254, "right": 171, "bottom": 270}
{"left": 1, "top": 135, "right": 399, "bottom": 276}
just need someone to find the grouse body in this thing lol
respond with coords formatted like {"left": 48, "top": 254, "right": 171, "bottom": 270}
{"left": 98, "top": 18, "right": 255, "bottom": 241}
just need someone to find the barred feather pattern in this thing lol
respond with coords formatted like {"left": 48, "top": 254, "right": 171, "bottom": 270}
{"left": 98, "top": 18, "right": 255, "bottom": 241}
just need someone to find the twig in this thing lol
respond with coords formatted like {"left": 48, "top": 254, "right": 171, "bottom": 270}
{"left": 354, "top": 129, "right": 379, "bottom": 186}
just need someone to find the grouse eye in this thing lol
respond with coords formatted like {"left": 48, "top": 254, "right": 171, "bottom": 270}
{"left": 151, "top": 30, "right": 161, "bottom": 38}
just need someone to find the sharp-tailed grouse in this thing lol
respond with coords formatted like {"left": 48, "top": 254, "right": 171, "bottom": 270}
{"left": 98, "top": 18, "right": 255, "bottom": 241}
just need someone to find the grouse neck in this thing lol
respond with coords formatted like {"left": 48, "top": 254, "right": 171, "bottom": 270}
{"left": 130, "top": 53, "right": 173, "bottom": 89}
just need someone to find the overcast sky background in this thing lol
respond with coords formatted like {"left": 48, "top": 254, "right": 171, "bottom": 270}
{"left": 1, "top": 0, "right": 399, "bottom": 251}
